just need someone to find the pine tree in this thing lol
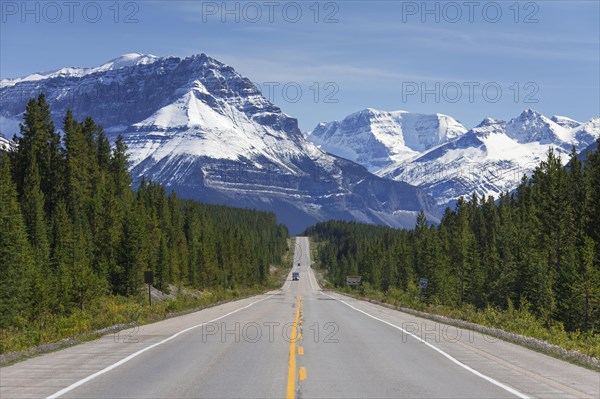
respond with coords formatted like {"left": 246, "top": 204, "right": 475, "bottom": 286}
{"left": 12, "top": 97, "right": 41, "bottom": 195}
{"left": 115, "top": 200, "right": 150, "bottom": 296}
{"left": 585, "top": 138, "right": 600, "bottom": 255}
{"left": 111, "top": 134, "right": 132, "bottom": 198}
{"left": 0, "top": 153, "right": 33, "bottom": 327}
{"left": 41, "top": 95, "right": 64, "bottom": 216}
{"left": 575, "top": 237, "right": 600, "bottom": 331}
{"left": 96, "top": 128, "right": 111, "bottom": 173}
{"left": 437, "top": 209, "right": 459, "bottom": 305}
{"left": 495, "top": 192, "right": 518, "bottom": 307}
{"left": 156, "top": 235, "right": 170, "bottom": 290}
{"left": 22, "top": 158, "right": 49, "bottom": 260}
{"left": 13, "top": 94, "right": 63, "bottom": 215}
{"left": 70, "top": 224, "right": 101, "bottom": 311}
{"left": 533, "top": 149, "right": 577, "bottom": 326}
{"left": 63, "top": 110, "right": 89, "bottom": 221}
{"left": 199, "top": 215, "right": 219, "bottom": 287}
{"left": 21, "top": 157, "right": 52, "bottom": 317}
{"left": 413, "top": 210, "right": 429, "bottom": 281}
{"left": 184, "top": 205, "right": 201, "bottom": 286}
{"left": 49, "top": 201, "right": 75, "bottom": 312}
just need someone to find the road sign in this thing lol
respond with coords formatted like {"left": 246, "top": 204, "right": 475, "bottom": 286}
{"left": 144, "top": 271, "right": 154, "bottom": 284}
{"left": 144, "top": 271, "right": 154, "bottom": 306}
{"left": 346, "top": 276, "right": 362, "bottom": 286}
{"left": 419, "top": 278, "right": 428, "bottom": 289}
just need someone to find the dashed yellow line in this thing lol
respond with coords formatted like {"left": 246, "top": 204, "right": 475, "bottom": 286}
{"left": 286, "top": 296, "right": 302, "bottom": 399}
{"left": 298, "top": 346, "right": 304, "bottom": 355}
{"left": 299, "top": 367, "right": 307, "bottom": 381}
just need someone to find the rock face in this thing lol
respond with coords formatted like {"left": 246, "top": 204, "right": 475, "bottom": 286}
{"left": 0, "top": 53, "right": 439, "bottom": 233}
{"left": 310, "top": 109, "right": 599, "bottom": 207}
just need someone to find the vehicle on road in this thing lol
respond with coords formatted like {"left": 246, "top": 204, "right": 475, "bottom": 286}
{"left": 292, "top": 271, "right": 300, "bottom": 281}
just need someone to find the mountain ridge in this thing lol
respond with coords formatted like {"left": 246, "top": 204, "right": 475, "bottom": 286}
{"left": 0, "top": 53, "right": 439, "bottom": 233}
{"left": 310, "top": 108, "right": 599, "bottom": 206}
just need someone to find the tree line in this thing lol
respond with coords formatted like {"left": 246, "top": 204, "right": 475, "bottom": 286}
{"left": 307, "top": 141, "right": 600, "bottom": 333}
{"left": 0, "top": 94, "right": 288, "bottom": 328}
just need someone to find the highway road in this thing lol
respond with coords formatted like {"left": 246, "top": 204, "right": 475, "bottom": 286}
{"left": 1, "top": 237, "right": 598, "bottom": 398}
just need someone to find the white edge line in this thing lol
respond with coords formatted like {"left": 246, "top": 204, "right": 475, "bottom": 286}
{"left": 309, "top": 265, "right": 320, "bottom": 291}
{"left": 306, "top": 254, "right": 316, "bottom": 291}
{"left": 308, "top": 267, "right": 316, "bottom": 291}
{"left": 322, "top": 292, "right": 530, "bottom": 399}
{"left": 46, "top": 294, "right": 274, "bottom": 399}
{"left": 302, "top": 239, "right": 318, "bottom": 291}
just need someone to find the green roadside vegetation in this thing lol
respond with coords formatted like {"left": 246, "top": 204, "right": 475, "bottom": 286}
{"left": 311, "top": 238, "right": 600, "bottom": 369}
{"left": 306, "top": 141, "right": 600, "bottom": 366}
{"left": 1, "top": 239, "right": 294, "bottom": 364}
{"left": 0, "top": 286, "right": 255, "bottom": 361}
{"left": 0, "top": 95, "right": 291, "bottom": 359}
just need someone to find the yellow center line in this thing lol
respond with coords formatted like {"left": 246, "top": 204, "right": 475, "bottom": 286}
{"left": 299, "top": 367, "right": 307, "bottom": 381}
{"left": 286, "top": 295, "right": 302, "bottom": 399}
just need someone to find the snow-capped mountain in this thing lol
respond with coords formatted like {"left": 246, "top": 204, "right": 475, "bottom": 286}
{"left": 311, "top": 109, "right": 599, "bottom": 207}
{"left": 308, "top": 108, "right": 467, "bottom": 172}
{"left": 0, "top": 53, "right": 439, "bottom": 233}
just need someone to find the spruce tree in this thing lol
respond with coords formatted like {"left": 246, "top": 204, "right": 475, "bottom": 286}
{"left": 0, "top": 153, "right": 33, "bottom": 327}
{"left": 111, "top": 134, "right": 132, "bottom": 197}
{"left": 49, "top": 201, "right": 75, "bottom": 312}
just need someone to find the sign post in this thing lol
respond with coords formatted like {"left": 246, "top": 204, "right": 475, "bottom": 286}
{"left": 144, "top": 271, "right": 154, "bottom": 306}
{"left": 418, "top": 277, "right": 428, "bottom": 302}
{"left": 346, "top": 275, "right": 362, "bottom": 286}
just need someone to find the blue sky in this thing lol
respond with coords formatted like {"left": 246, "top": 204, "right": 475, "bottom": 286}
{"left": 1, "top": 1, "right": 599, "bottom": 131}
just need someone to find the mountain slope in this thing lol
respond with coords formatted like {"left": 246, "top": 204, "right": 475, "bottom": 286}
{"left": 0, "top": 53, "right": 439, "bottom": 233}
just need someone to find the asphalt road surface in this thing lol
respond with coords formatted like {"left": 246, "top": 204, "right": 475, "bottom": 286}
{"left": 1, "top": 237, "right": 598, "bottom": 398}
